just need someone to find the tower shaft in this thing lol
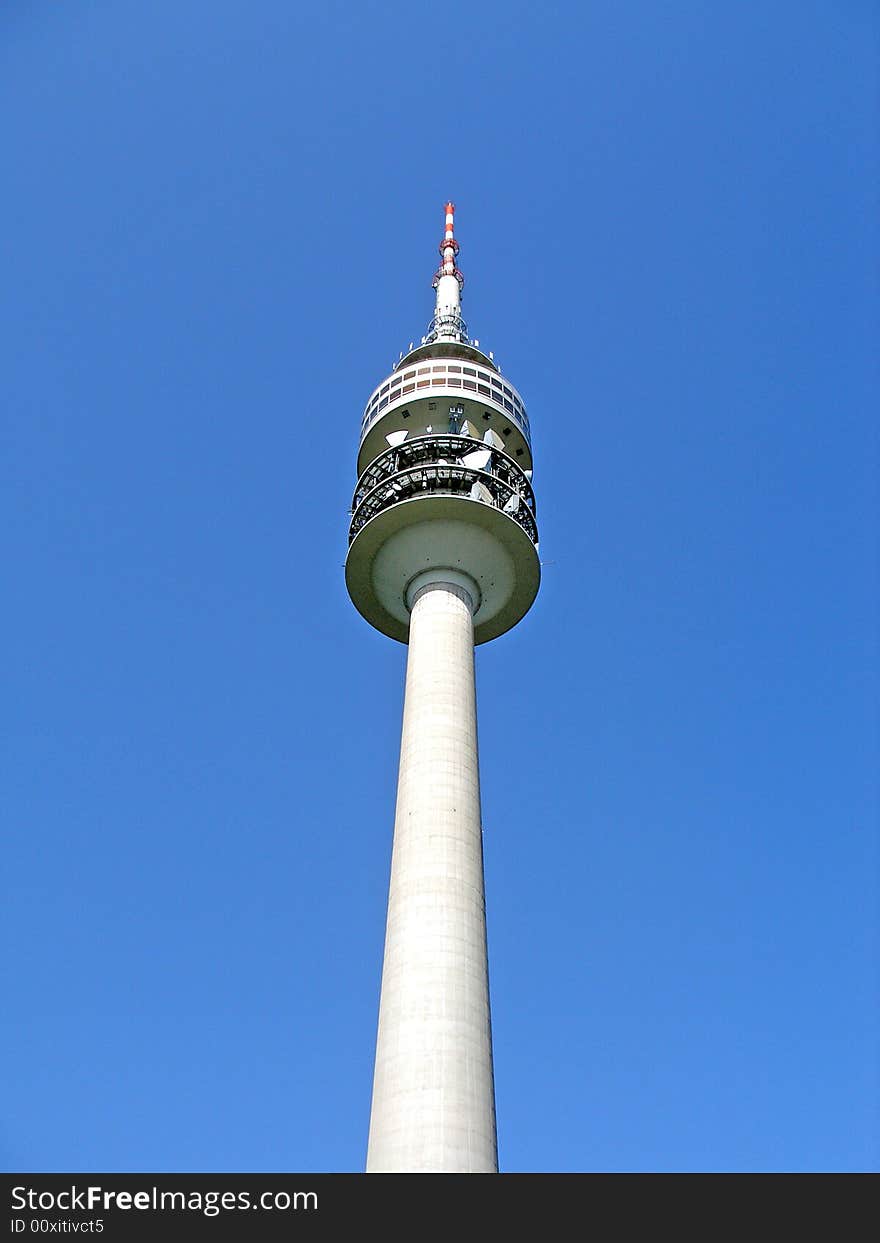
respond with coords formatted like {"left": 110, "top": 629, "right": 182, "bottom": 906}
{"left": 366, "top": 578, "right": 498, "bottom": 1173}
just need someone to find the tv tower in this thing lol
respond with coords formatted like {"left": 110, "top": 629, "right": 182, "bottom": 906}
{"left": 346, "top": 204, "right": 539, "bottom": 1172}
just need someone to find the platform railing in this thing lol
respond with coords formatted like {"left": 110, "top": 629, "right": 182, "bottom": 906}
{"left": 349, "top": 435, "right": 538, "bottom": 546}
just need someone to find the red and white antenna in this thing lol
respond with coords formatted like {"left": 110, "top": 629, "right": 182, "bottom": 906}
{"left": 431, "top": 201, "right": 466, "bottom": 341}
{"left": 435, "top": 201, "right": 464, "bottom": 288}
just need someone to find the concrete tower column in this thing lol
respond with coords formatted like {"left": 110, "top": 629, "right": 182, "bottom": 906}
{"left": 366, "top": 575, "right": 498, "bottom": 1173}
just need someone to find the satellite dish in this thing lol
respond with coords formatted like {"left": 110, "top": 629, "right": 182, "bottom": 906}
{"left": 503, "top": 492, "right": 521, "bottom": 516}
{"left": 469, "top": 481, "right": 493, "bottom": 504}
{"left": 385, "top": 430, "right": 409, "bottom": 447}
{"left": 483, "top": 428, "right": 504, "bottom": 450}
{"left": 462, "top": 449, "right": 492, "bottom": 471}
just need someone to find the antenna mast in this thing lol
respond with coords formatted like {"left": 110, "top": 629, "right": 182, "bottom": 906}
{"left": 428, "top": 201, "right": 468, "bottom": 344}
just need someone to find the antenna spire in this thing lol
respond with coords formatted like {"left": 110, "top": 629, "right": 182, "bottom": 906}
{"left": 436, "top": 202, "right": 463, "bottom": 289}
{"left": 428, "top": 201, "right": 468, "bottom": 344}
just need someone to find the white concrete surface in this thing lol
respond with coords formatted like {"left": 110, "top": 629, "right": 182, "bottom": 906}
{"left": 366, "top": 578, "right": 498, "bottom": 1173}
{"left": 346, "top": 499, "right": 540, "bottom": 645}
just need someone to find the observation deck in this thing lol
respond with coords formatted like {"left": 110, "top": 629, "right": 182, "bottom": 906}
{"left": 345, "top": 204, "right": 539, "bottom": 646}
{"left": 346, "top": 425, "right": 539, "bottom": 644}
{"left": 351, "top": 434, "right": 537, "bottom": 546}
{"left": 358, "top": 356, "right": 531, "bottom": 476}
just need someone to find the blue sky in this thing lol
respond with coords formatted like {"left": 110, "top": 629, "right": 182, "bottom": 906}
{"left": 1, "top": 1, "right": 877, "bottom": 1172}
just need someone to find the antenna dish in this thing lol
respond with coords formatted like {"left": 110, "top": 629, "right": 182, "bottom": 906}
{"left": 469, "top": 480, "right": 493, "bottom": 504}
{"left": 462, "top": 449, "right": 492, "bottom": 471}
